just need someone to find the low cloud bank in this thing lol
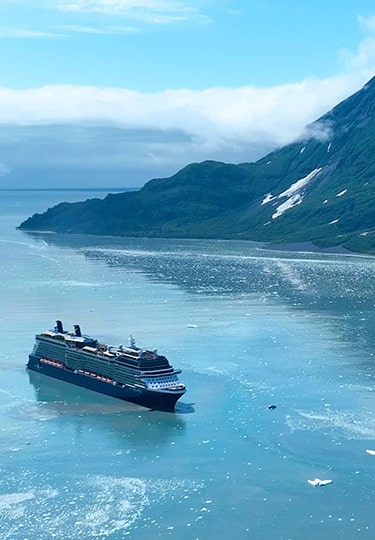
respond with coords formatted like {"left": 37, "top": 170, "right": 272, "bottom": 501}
{"left": 0, "top": 70, "right": 373, "bottom": 187}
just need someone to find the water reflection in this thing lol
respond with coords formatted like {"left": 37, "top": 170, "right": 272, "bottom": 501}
{"left": 27, "top": 370, "right": 187, "bottom": 448}
{"left": 22, "top": 231, "right": 375, "bottom": 356}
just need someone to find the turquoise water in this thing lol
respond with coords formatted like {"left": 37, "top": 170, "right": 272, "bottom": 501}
{"left": 0, "top": 191, "right": 374, "bottom": 539}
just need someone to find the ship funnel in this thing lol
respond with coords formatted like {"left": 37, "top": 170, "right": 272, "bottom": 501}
{"left": 74, "top": 324, "right": 81, "bottom": 337}
{"left": 56, "top": 320, "right": 64, "bottom": 333}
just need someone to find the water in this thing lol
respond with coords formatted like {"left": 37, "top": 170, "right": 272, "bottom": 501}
{"left": 0, "top": 190, "right": 374, "bottom": 539}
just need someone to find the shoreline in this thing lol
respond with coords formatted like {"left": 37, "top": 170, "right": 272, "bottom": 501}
{"left": 18, "top": 227, "right": 374, "bottom": 258}
{"left": 263, "top": 241, "right": 363, "bottom": 257}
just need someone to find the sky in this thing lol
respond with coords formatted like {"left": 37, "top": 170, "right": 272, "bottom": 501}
{"left": 0, "top": 0, "right": 375, "bottom": 188}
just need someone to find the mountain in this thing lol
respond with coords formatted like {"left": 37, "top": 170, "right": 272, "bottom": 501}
{"left": 19, "top": 77, "right": 375, "bottom": 254}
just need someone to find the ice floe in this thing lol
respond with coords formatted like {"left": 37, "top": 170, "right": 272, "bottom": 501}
{"left": 307, "top": 478, "right": 333, "bottom": 487}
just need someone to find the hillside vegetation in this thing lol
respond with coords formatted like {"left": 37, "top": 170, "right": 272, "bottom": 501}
{"left": 19, "top": 77, "right": 375, "bottom": 254}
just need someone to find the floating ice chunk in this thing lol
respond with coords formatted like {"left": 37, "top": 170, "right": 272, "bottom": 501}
{"left": 300, "top": 146, "right": 306, "bottom": 154}
{"left": 323, "top": 199, "right": 328, "bottom": 204}
{"left": 327, "top": 142, "right": 332, "bottom": 152}
{"left": 187, "top": 324, "right": 198, "bottom": 328}
{"left": 329, "top": 219, "right": 339, "bottom": 224}
{"left": 0, "top": 491, "right": 35, "bottom": 507}
{"left": 336, "top": 189, "right": 347, "bottom": 197}
{"left": 366, "top": 449, "right": 375, "bottom": 456}
{"left": 307, "top": 478, "right": 333, "bottom": 487}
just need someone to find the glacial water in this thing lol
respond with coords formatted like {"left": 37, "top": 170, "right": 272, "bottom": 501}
{"left": 0, "top": 190, "right": 374, "bottom": 540}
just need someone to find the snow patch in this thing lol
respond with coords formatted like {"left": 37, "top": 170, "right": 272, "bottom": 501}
{"left": 307, "top": 478, "right": 333, "bottom": 487}
{"left": 277, "top": 168, "right": 322, "bottom": 199}
{"left": 261, "top": 193, "right": 275, "bottom": 205}
{"left": 272, "top": 194, "right": 303, "bottom": 219}
{"left": 336, "top": 189, "right": 347, "bottom": 197}
{"left": 271, "top": 168, "right": 322, "bottom": 220}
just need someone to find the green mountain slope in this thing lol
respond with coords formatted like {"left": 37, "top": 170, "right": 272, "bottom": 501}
{"left": 19, "top": 77, "right": 375, "bottom": 254}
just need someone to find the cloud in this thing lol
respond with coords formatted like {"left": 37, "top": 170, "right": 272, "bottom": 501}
{"left": 301, "top": 120, "right": 334, "bottom": 143}
{"left": 340, "top": 16, "right": 375, "bottom": 68}
{"left": 0, "top": 72, "right": 370, "bottom": 148}
{"left": 358, "top": 15, "right": 375, "bottom": 31}
{"left": 0, "top": 20, "right": 374, "bottom": 187}
{"left": 341, "top": 36, "right": 375, "bottom": 68}
{"left": 0, "top": 27, "right": 64, "bottom": 38}
{"left": 0, "top": 68, "right": 373, "bottom": 188}
{"left": 0, "top": 70, "right": 373, "bottom": 188}
{"left": 56, "top": 0, "right": 208, "bottom": 24}
{"left": 56, "top": 24, "right": 139, "bottom": 34}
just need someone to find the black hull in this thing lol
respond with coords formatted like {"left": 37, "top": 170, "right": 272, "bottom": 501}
{"left": 27, "top": 355, "right": 184, "bottom": 412}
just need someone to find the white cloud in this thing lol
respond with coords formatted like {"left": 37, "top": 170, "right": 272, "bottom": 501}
{"left": 0, "top": 70, "right": 373, "bottom": 188}
{"left": 341, "top": 36, "right": 375, "bottom": 68}
{"left": 0, "top": 27, "right": 63, "bottom": 38}
{"left": 0, "top": 18, "right": 374, "bottom": 187}
{"left": 0, "top": 72, "right": 370, "bottom": 152}
{"left": 301, "top": 120, "right": 334, "bottom": 142}
{"left": 56, "top": 24, "right": 139, "bottom": 33}
{"left": 358, "top": 15, "right": 375, "bottom": 31}
{"left": 56, "top": 0, "right": 207, "bottom": 24}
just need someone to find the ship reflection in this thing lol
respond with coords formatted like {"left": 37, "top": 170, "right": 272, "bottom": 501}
{"left": 27, "top": 370, "right": 189, "bottom": 447}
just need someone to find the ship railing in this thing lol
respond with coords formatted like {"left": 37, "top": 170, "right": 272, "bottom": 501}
{"left": 136, "top": 369, "right": 182, "bottom": 378}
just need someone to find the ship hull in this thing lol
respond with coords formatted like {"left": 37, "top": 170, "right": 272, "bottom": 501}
{"left": 27, "top": 354, "right": 184, "bottom": 411}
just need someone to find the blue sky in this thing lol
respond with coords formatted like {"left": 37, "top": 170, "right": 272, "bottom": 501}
{"left": 0, "top": 0, "right": 375, "bottom": 187}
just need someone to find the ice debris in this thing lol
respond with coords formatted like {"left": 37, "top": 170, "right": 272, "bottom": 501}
{"left": 307, "top": 478, "right": 333, "bottom": 487}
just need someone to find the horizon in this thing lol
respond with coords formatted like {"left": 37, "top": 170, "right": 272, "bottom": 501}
{"left": 0, "top": 1, "right": 375, "bottom": 188}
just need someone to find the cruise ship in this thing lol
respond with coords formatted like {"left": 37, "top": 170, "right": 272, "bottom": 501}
{"left": 27, "top": 321, "right": 186, "bottom": 411}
